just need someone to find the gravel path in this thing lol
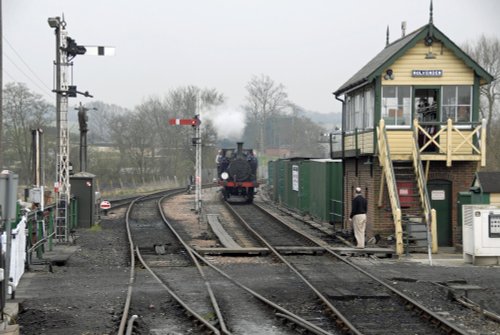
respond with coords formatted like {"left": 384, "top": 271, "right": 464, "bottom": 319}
{"left": 16, "top": 209, "right": 130, "bottom": 335}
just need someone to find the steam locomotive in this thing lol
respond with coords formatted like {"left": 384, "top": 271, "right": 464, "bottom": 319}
{"left": 216, "top": 142, "right": 258, "bottom": 203}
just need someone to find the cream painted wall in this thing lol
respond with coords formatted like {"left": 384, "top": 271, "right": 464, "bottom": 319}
{"left": 382, "top": 40, "right": 474, "bottom": 86}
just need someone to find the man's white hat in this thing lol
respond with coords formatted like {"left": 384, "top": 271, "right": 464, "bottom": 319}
{"left": 355, "top": 187, "right": 362, "bottom": 193}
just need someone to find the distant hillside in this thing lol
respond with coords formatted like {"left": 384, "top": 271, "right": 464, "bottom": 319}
{"left": 300, "top": 110, "right": 342, "bottom": 131}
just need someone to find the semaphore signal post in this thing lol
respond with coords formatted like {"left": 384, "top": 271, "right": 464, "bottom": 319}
{"left": 48, "top": 15, "right": 114, "bottom": 242}
{"left": 169, "top": 114, "right": 202, "bottom": 213}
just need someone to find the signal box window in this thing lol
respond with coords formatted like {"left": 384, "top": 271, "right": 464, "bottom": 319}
{"left": 442, "top": 86, "right": 472, "bottom": 123}
{"left": 382, "top": 86, "right": 411, "bottom": 126}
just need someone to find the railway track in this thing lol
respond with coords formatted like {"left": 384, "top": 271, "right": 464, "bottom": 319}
{"left": 115, "top": 187, "right": 474, "bottom": 334}
{"left": 225, "top": 201, "right": 470, "bottom": 335}
{"left": 119, "top": 189, "right": 341, "bottom": 334}
{"left": 119, "top": 188, "right": 228, "bottom": 334}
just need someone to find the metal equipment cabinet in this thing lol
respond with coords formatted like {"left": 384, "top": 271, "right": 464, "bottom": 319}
{"left": 70, "top": 172, "right": 97, "bottom": 228}
{"left": 462, "top": 205, "right": 500, "bottom": 265}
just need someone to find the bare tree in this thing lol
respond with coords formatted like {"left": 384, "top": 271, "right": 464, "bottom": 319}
{"left": 244, "top": 75, "right": 288, "bottom": 154}
{"left": 161, "top": 86, "right": 224, "bottom": 181}
{"left": 462, "top": 36, "right": 500, "bottom": 140}
{"left": 265, "top": 104, "right": 326, "bottom": 158}
{"left": 488, "top": 120, "right": 500, "bottom": 169}
{"left": 2, "top": 82, "right": 52, "bottom": 184}
{"left": 107, "top": 112, "right": 133, "bottom": 186}
{"left": 86, "top": 101, "right": 130, "bottom": 144}
{"left": 102, "top": 87, "right": 225, "bottom": 187}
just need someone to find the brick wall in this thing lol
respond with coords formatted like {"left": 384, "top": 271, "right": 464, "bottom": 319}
{"left": 344, "top": 158, "right": 376, "bottom": 239}
{"left": 426, "top": 161, "right": 477, "bottom": 247}
{"left": 343, "top": 157, "right": 477, "bottom": 247}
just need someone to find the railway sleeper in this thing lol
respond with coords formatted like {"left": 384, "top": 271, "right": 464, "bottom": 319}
{"left": 438, "top": 323, "right": 454, "bottom": 334}
{"left": 193, "top": 246, "right": 326, "bottom": 256}
{"left": 324, "top": 288, "right": 391, "bottom": 300}
{"left": 275, "top": 246, "right": 326, "bottom": 255}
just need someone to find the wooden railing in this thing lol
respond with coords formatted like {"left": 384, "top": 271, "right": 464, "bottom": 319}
{"left": 410, "top": 131, "right": 437, "bottom": 254}
{"left": 377, "top": 119, "right": 403, "bottom": 255}
{"left": 413, "top": 118, "right": 486, "bottom": 167}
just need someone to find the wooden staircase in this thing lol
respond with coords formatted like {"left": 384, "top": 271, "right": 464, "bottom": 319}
{"left": 393, "top": 161, "right": 429, "bottom": 253}
{"left": 377, "top": 119, "right": 437, "bottom": 256}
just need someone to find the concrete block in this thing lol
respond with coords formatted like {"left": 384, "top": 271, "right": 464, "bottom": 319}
{"left": 473, "top": 256, "right": 500, "bottom": 266}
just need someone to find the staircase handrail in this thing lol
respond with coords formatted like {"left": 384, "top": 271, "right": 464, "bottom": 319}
{"left": 412, "top": 119, "right": 437, "bottom": 257}
{"left": 412, "top": 119, "right": 432, "bottom": 219}
{"left": 377, "top": 119, "right": 403, "bottom": 255}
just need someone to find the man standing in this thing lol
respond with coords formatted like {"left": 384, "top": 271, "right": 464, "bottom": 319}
{"left": 350, "top": 187, "right": 367, "bottom": 249}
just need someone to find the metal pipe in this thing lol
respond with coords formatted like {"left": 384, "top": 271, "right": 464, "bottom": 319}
{"left": 27, "top": 231, "right": 56, "bottom": 253}
{"left": 334, "top": 94, "right": 346, "bottom": 228}
{"left": 31, "top": 129, "right": 43, "bottom": 187}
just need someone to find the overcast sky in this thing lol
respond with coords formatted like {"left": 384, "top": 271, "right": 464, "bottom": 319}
{"left": 4, "top": 0, "right": 500, "bottom": 116}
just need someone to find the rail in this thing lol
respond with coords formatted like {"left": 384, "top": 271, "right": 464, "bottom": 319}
{"left": 121, "top": 187, "right": 323, "bottom": 334}
{"left": 253, "top": 202, "right": 468, "bottom": 335}
{"left": 158, "top": 193, "right": 331, "bottom": 334}
{"left": 414, "top": 118, "right": 486, "bottom": 167}
{"left": 189, "top": 249, "right": 332, "bottom": 335}
{"left": 156, "top": 193, "right": 230, "bottom": 335}
{"left": 226, "top": 201, "right": 359, "bottom": 334}
{"left": 117, "top": 188, "right": 224, "bottom": 335}
{"left": 377, "top": 119, "right": 403, "bottom": 255}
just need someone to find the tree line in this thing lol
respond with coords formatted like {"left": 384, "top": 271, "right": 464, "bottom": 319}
{"left": 1, "top": 76, "right": 327, "bottom": 192}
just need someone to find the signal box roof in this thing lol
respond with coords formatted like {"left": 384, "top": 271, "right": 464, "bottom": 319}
{"left": 333, "top": 23, "right": 494, "bottom": 96}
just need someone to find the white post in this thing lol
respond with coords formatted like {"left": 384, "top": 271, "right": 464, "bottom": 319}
{"left": 195, "top": 95, "right": 202, "bottom": 213}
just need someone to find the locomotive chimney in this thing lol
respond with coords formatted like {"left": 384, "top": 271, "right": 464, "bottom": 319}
{"left": 237, "top": 142, "right": 244, "bottom": 157}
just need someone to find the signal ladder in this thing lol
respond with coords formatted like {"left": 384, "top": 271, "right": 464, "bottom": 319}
{"left": 55, "top": 193, "right": 68, "bottom": 241}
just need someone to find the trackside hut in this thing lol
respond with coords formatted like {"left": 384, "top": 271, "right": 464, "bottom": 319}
{"left": 332, "top": 11, "right": 493, "bottom": 255}
{"left": 471, "top": 172, "right": 500, "bottom": 206}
